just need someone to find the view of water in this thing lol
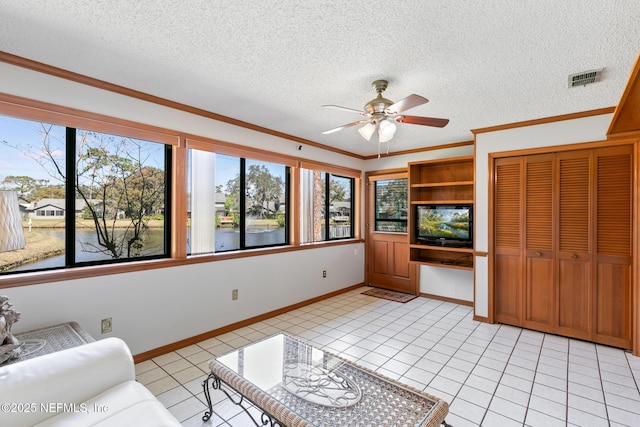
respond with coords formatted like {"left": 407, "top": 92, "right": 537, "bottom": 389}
{"left": 191, "top": 227, "right": 286, "bottom": 253}
{"left": 12, "top": 228, "right": 166, "bottom": 272}
{"left": 12, "top": 227, "right": 287, "bottom": 271}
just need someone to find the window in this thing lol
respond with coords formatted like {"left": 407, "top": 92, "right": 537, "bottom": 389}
{"left": 0, "top": 95, "right": 360, "bottom": 283}
{"left": 374, "top": 178, "right": 407, "bottom": 232}
{"left": 0, "top": 114, "right": 171, "bottom": 275}
{"left": 188, "top": 149, "right": 289, "bottom": 254}
{"left": 301, "top": 169, "right": 354, "bottom": 242}
{"left": 72, "top": 129, "right": 168, "bottom": 263}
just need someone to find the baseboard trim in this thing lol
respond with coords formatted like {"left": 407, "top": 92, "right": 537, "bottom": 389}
{"left": 133, "top": 283, "right": 364, "bottom": 363}
{"left": 473, "top": 315, "right": 490, "bottom": 323}
{"left": 420, "top": 292, "right": 474, "bottom": 307}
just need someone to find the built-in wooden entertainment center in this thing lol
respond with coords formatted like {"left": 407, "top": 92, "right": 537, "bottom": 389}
{"left": 408, "top": 155, "right": 474, "bottom": 270}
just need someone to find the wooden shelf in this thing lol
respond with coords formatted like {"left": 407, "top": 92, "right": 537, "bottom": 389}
{"left": 410, "top": 244, "right": 473, "bottom": 253}
{"left": 411, "top": 181, "right": 474, "bottom": 188}
{"left": 412, "top": 259, "right": 474, "bottom": 271}
{"left": 411, "top": 199, "right": 474, "bottom": 205}
{"left": 410, "top": 246, "right": 474, "bottom": 270}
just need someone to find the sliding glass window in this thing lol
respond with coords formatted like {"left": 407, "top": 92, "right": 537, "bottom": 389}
{"left": 188, "top": 149, "right": 289, "bottom": 254}
{"left": 0, "top": 115, "right": 170, "bottom": 275}
{"left": 301, "top": 169, "right": 354, "bottom": 243}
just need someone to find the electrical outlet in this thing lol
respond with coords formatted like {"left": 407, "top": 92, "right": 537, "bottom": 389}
{"left": 322, "top": 270, "right": 327, "bottom": 278}
{"left": 232, "top": 289, "right": 238, "bottom": 300}
{"left": 101, "top": 317, "right": 112, "bottom": 334}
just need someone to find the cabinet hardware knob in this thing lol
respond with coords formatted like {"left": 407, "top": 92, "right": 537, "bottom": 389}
{"left": 536, "top": 251, "right": 542, "bottom": 256}
{"left": 572, "top": 254, "right": 578, "bottom": 259}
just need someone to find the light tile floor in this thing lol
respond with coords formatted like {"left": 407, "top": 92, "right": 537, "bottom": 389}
{"left": 135, "top": 286, "right": 640, "bottom": 426}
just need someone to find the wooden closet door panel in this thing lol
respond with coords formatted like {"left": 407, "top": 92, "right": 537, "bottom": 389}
{"left": 524, "top": 155, "right": 555, "bottom": 332}
{"left": 557, "top": 259, "right": 591, "bottom": 338}
{"left": 495, "top": 250, "right": 522, "bottom": 323}
{"left": 594, "top": 145, "right": 633, "bottom": 348}
{"left": 525, "top": 256, "right": 554, "bottom": 330}
{"left": 557, "top": 151, "right": 592, "bottom": 340}
{"left": 494, "top": 158, "right": 523, "bottom": 325}
{"left": 596, "top": 262, "right": 632, "bottom": 347}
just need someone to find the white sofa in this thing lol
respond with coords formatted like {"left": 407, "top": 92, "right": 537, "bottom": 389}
{"left": 0, "top": 337, "right": 181, "bottom": 426}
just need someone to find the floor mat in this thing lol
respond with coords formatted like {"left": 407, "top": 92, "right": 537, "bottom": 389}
{"left": 361, "top": 288, "right": 417, "bottom": 303}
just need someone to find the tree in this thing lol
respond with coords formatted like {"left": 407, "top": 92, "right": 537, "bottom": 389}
{"left": 0, "top": 175, "right": 49, "bottom": 200}
{"left": 6, "top": 125, "right": 166, "bottom": 259}
{"left": 245, "top": 164, "right": 283, "bottom": 218}
{"left": 73, "top": 131, "right": 165, "bottom": 258}
{"left": 329, "top": 178, "right": 348, "bottom": 204}
{"left": 30, "top": 184, "right": 66, "bottom": 201}
{"left": 224, "top": 165, "right": 284, "bottom": 219}
{"left": 376, "top": 179, "right": 407, "bottom": 219}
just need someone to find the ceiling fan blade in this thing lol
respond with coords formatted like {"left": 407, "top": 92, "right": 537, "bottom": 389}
{"left": 322, "top": 104, "right": 368, "bottom": 115}
{"left": 322, "top": 120, "right": 367, "bottom": 134}
{"left": 387, "top": 94, "right": 429, "bottom": 114}
{"left": 397, "top": 115, "right": 449, "bottom": 128}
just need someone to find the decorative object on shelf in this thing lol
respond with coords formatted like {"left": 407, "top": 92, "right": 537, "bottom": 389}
{"left": 0, "top": 295, "right": 22, "bottom": 364}
{"left": 0, "top": 191, "right": 26, "bottom": 253}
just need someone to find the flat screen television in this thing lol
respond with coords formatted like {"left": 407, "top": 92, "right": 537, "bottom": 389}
{"left": 416, "top": 204, "right": 473, "bottom": 247}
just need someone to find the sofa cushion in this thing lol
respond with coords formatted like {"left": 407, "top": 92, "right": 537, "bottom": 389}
{"left": 33, "top": 381, "right": 181, "bottom": 427}
{"left": 0, "top": 337, "right": 181, "bottom": 427}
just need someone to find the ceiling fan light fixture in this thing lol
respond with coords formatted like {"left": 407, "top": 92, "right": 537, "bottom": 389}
{"left": 378, "top": 119, "right": 397, "bottom": 143}
{"left": 358, "top": 122, "right": 376, "bottom": 141}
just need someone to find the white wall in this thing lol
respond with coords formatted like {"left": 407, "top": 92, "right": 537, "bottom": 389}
{"left": 0, "top": 62, "right": 365, "bottom": 355}
{"left": 363, "top": 144, "right": 474, "bottom": 172}
{"left": 420, "top": 265, "right": 474, "bottom": 301}
{"left": 4, "top": 244, "right": 363, "bottom": 354}
{"left": 474, "top": 113, "right": 613, "bottom": 317}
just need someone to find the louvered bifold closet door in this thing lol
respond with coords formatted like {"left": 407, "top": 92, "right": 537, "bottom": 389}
{"left": 594, "top": 145, "right": 633, "bottom": 348}
{"left": 557, "top": 150, "right": 592, "bottom": 340}
{"left": 494, "top": 157, "right": 523, "bottom": 325}
{"left": 523, "top": 154, "right": 555, "bottom": 333}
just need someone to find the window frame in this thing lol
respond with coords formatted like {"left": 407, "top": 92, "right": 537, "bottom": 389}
{"left": 299, "top": 160, "right": 360, "bottom": 244}
{"left": 0, "top": 94, "right": 362, "bottom": 288}
{"left": 0, "top": 94, "right": 178, "bottom": 277}
{"left": 373, "top": 177, "right": 408, "bottom": 233}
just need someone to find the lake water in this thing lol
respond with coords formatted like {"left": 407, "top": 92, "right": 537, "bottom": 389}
{"left": 12, "top": 228, "right": 166, "bottom": 272}
{"left": 12, "top": 227, "right": 286, "bottom": 271}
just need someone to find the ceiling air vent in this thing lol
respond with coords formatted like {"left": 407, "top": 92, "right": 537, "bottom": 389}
{"left": 568, "top": 68, "right": 603, "bottom": 88}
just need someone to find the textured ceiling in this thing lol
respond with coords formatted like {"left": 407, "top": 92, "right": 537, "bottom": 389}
{"left": 0, "top": 1, "right": 639, "bottom": 157}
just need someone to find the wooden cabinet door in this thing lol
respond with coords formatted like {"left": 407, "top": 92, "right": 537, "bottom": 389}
{"left": 494, "top": 157, "right": 523, "bottom": 325}
{"left": 523, "top": 154, "right": 555, "bottom": 333}
{"left": 556, "top": 150, "right": 592, "bottom": 340}
{"left": 594, "top": 145, "right": 633, "bottom": 348}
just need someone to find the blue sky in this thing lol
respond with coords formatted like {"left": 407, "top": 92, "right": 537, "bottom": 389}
{"left": 0, "top": 115, "right": 65, "bottom": 182}
{"left": 1, "top": 115, "right": 285, "bottom": 194}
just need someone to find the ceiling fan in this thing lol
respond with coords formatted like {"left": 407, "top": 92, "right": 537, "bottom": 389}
{"left": 322, "top": 80, "right": 449, "bottom": 145}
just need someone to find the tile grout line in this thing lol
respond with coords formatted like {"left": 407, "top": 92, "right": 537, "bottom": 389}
{"left": 477, "top": 325, "right": 524, "bottom": 427}
{"left": 520, "top": 331, "right": 545, "bottom": 427}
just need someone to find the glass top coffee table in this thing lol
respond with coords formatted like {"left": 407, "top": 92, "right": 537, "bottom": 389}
{"left": 202, "top": 333, "right": 450, "bottom": 427}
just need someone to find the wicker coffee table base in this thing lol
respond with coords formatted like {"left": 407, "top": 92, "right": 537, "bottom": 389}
{"left": 202, "top": 372, "right": 284, "bottom": 426}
